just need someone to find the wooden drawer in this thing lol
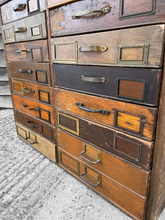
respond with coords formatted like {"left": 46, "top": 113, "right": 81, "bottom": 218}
{"left": 2, "top": 12, "right": 47, "bottom": 44}
{"left": 13, "top": 94, "right": 55, "bottom": 125}
{"left": 54, "top": 64, "right": 162, "bottom": 106}
{"left": 11, "top": 79, "right": 53, "bottom": 105}
{"left": 57, "top": 111, "right": 154, "bottom": 170}
{"left": 15, "top": 109, "right": 56, "bottom": 142}
{"left": 58, "top": 149, "right": 147, "bottom": 220}
{"left": 50, "top": 0, "right": 165, "bottom": 37}
{"left": 55, "top": 88, "right": 157, "bottom": 140}
{"left": 7, "top": 61, "right": 51, "bottom": 85}
{"left": 16, "top": 122, "right": 56, "bottom": 162}
{"left": 51, "top": 24, "right": 164, "bottom": 68}
{"left": 48, "top": 0, "right": 77, "bottom": 8}
{"left": 6, "top": 40, "right": 49, "bottom": 62}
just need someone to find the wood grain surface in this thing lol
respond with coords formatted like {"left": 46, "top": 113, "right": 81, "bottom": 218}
{"left": 48, "top": 0, "right": 78, "bottom": 8}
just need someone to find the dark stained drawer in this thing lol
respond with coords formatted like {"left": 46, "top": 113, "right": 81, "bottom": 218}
{"left": 54, "top": 64, "right": 162, "bottom": 106}
{"left": 55, "top": 88, "right": 157, "bottom": 140}
{"left": 13, "top": 94, "right": 55, "bottom": 125}
{"left": 6, "top": 40, "right": 49, "bottom": 62}
{"left": 51, "top": 24, "right": 164, "bottom": 68}
{"left": 2, "top": 12, "right": 47, "bottom": 43}
{"left": 11, "top": 79, "right": 53, "bottom": 105}
{"left": 57, "top": 111, "right": 154, "bottom": 170}
{"left": 50, "top": 0, "right": 165, "bottom": 37}
{"left": 7, "top": 61, "right": 51, "bottom": 85}
{"left": 15, "top": 109, "right": 56, "bottom": 142}
{"left": 1, "top": 0, "right": 46, "bottom": 24}
{"left": 58, "top": 149, "right": 148, "bottom": 220}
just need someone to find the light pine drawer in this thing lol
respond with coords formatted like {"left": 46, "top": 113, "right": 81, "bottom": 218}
{"left": 48, "top": 0, "right": 77, "bottom": 8}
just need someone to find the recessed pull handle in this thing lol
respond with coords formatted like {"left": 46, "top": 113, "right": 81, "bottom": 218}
{"left": 26, "top": 120, "right": 38, "bottom": 128}
{"left": 76, "top": 102, "right": 109, "bottom": 115}
{"left": 72, "top": 7, "right": 110, "bottom": 19}
{"left": 79, "top": 46, "right": 108, "bottom": 52}
{"left": 80, "top": 151, "right": 101, "bottom": 164}
{"left": 23, "top": 88, "right": 35, "bottom": 93}
{"left": 15, "top": 27, "right": 27, "bottom": 33}
{"left": 80, "top": 75, "right": 106, "bottom": 83}
{"left": 13, "top": 3, "right": 26, "bottom": 11}
{"left": 23, "top": 104, "right": 38, "bottom": 111}
{"left": 16, "top": 49, "right": 31, "bottom": 53}
{"left": 18, "top": 69, "right": 32, "bottom": 74}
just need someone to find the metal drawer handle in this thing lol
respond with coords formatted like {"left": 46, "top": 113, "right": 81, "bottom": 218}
{"left": 16, "top": 49, "right": 31, "bottom": 53}
{"left": 76, "top": 102, "right": 109, "bottom": 115}
{"left": 23, "top": 88, "right": 35, "bottom": 93}
{"left": 80, "top": 173, "right": 101, "bottom": 187}
{"left": 15, "top": 27, "right": 27, "bottom": 33}
{"left": 18, "top": 69, "right": 32, "bottom": 74}
{"left": 80, "top": 75, "right": 106, "bottom": 83}
{"left": 23, "top": 104, "right": 38, "bottom": 111}
{"left": 79, "top": 46, "right": 108, "bottom": 52}
{"left": 72, "top": 7, "right": 110, "bottom": 19}
{"left": 80, "top": 151, "right": 100, "bottom": 164}
{"left": 25, "top": 136, "right": 37, "bottom": 144}
{"left": 13, "top": 3, "right": 26, "bottom": 11}
{"left": 26, "top": 120, "right": 38, "bottom": 128}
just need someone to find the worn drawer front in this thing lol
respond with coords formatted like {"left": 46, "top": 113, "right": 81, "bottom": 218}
{"left": 16, "top": 122, "right": 56, "bottom": 161}
{"left": 51, "top": 24, "right": 164, "bottom": 68}
{"left": 59, "top": 149, "right": 147, "bottom": 220}
{"left": 12, "top": 79, "right": 53, "bottom": 105}
{"left": 57, "top": 111, "right": 154, "bottom": 170}
{"left": 58, "top": 129, "right": 150, "bottom": 197}
{"left": 50, "top": 0, "right": 165, "bottom": 37}
{"left": 6, "top": 40, "right": 49, "bottom": 62}
{"left": 55, "top": 88, "right": 157, "bottom": 140}
{"left": 7, "top": 61, "right": 51, "bottom": 85}
{"left": 2, "top": 12, "right": 47, "bottom": 44}
{"left": 13, "top": 94, "right": 54, "bottom": 125}
{"left": 15, "top": 109, "right": 56, "bottom": 142}
{"left": 48, "top": 0, "right": 77, "bottom": 8}
{"left": 1, "top": 0, "right": 46, "bottom": 24}
{"left": 54, "top": 64, "right": 162, "bottom": 106}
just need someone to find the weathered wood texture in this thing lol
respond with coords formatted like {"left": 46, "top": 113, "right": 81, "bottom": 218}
{"left": 55, "top": 88, "right": 157, "bottom": 140}
{"left": 48, "top": 0, "right": 77, "bottom": 8}
{"left": 58, "top": 148, "right": 147, "bottom": 220}
{"left": 54, "top": 64, "right": 162, "bottom": 106}
{"left": 6, "top": 40, "right": 49, "bottom": 62}
{"left": 57, "top": 111, "right": 154, "bottom": 170}
{"left": 2, "top": 12, "right": 47, "bottom": 43}
{"left": 1, "top": 0, "right": 46, "bottom": 24}
{"left": 50, "top": 0, "right": 165, "bottom": 37}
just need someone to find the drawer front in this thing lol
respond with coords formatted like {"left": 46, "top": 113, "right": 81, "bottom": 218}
{"left": 16, "top": 122, "right": 56, "bottom": 162}
{"left": 2, "top": 12, "right": 47, "bottom": 43}
{"left": 6, "top": 40, "right": 49, "bottom": 62}
{"left": 11, "top": 79, "right": 53, "bottom": 105}
{"left": 58, "top": 129, "right": 150, "bottom": 197}
{"left": 57, "top": 111, "right": 154, "bottom": 170}
{"left": 55, "top": 88, "right": 157, "bottom": 140}
{"left": 15, "top": 109, "right": 56, "bottom": 142}
{"left": 48, "top": 0, "right": 76, "bottom": 8}
{"left": 50, "top": 0, "right": 165, "bottom": 37}
{"left": 51, "top": 24, "right": 164, "bottom": 68}
{"left": 7, "top": 61, "right": 51, "bottom": 85}
{"left": 13, "top": 94, "right": 55, "bottom": 125}
{"left": 1, "top": 0, "right": 46, "bottom": 24}
{"left": 58, "top": 149, "right": 147, "bottom": 220}
{"left": 54, "top": 64, "right": 162, "bottom": 106}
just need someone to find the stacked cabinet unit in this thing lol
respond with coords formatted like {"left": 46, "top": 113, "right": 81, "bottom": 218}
{"left": 1, "top": 0, "right": 165, "bottom": 219}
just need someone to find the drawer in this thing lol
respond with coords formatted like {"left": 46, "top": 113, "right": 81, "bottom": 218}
{"left": 58, "top": 149, "right": 147, "bottom": 220}
{"left": 15, "top": 109, "right": 56, "bottom": 142}
{"left": 48, "top": 0, "right": 77, "bottom": 8}
{"left": 7, "top": 61, "right": 51, "bottom": 85}
{"left": 50, "top": 0, "right": 165, "bottom": 36}
{"left": 11, "top": 79, "right": 53, "bottom": 105}
{"left": 6, "top": 40, "right": 49, "bottom": 62}
{"left": 1, "top": 0, "right": 46, "bottom": 24}
{"left": 13, "top": 94, "right": 55, "bottom": 125}
{"left": 2, "top": 12, "right": 47, "bottom": 44}
{"left": 16, "top": 122, "right": 56, "bottom": 162}
{"left": 57, "top": 111, "right": 154, "bottom": 170}
{"left": 51, "top": 24, "right": 164, "bottom": 68}
{"left": 54, "top": 64, "right": 162, "bottom": 106}
{"left": 55, "top": 88, "right": 157, "bottom": 140}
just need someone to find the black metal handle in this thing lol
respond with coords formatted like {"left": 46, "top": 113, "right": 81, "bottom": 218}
{"left": 13, "top": 3, "right": 26, "bottom": 11}
{"left": 23, "top": 104, "right": 38, "bottom": 111}
{"left": 80, "top": 151, "right": 100, "bottom": 164}
{"left": 80, "top": 75, "right": 106, "bottom": 83}
{"left": 76, "top": 102, "right": 109, "bottom": 115}
{"left": 25, "top": 137, "right": 37, "bottom": 145}
{"left": 26, "top": 120, "right": 38, "bottom": 128}
{"left": 80, "top": 173, "right": 101, "bottom": 187}
{"left": 18, "top": 69, "right": 32, "bottom": 74}
{"left": 23, "top": 88, "right": 35, "bottom": 93}
{"left": 16, "top": 49, "right": 31, "bottom": 53}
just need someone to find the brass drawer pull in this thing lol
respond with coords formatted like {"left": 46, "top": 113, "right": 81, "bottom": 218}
{"left": 23, "top": 104, "right": 38, "bottom": 111}
{"left": 76, "top": 102, "right": 109, "bottom": 115}
{"left": 13, "top": 3, "right": 26, "bottom": 11}
{"left": 18, "top": 69, "right": 32, "bottom": 74}
{"left": 15, "top": 27, "right": 27, "bottom": 33}
{"left": 23, "top": 88, "right": 35, "bottom": 93}
{"left": 80, "top": 173, "right": 101, "bottom": 187}
{"left": 72, "top": 7, "right": 110, "bottom": 19}
{"left": 26, "top": 120, "right": 38, "bottom": 128}
{"left": 80, "top": 151, "right": 100, "bottom": 164}
{"left": 79, "top": 46, "right": 108, "bottom": 52}
{"left": 25, "top": 137, "right": 37, "bottom": 145}
{"left": 16, "top": 49, "right": 31, "bottom": 53}
{"left": 80, "top": 75, "right": 106, "bottom": 83}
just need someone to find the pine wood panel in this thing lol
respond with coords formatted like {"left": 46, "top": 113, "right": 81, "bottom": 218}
{"left": 48, "top": 0, "right": 78, "bottom": 8}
